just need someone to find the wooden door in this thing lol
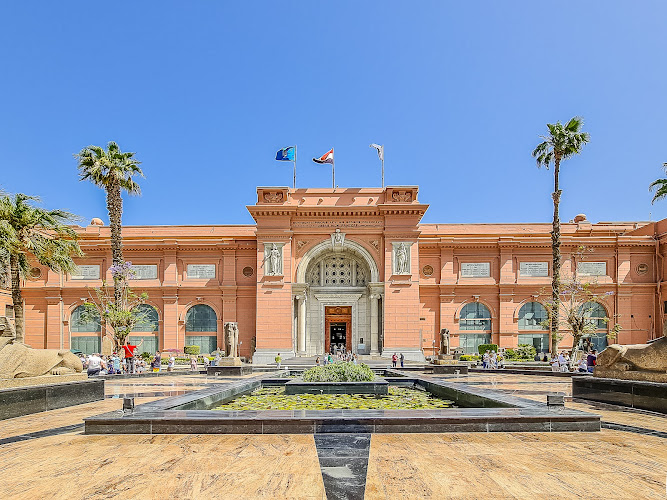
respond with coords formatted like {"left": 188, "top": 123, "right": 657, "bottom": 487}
{"left": 324, "top": 306, "right": 352, "bottom": 354}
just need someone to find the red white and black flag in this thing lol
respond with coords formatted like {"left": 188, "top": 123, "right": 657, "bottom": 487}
{"left": 312, "top": 148, "right": 334, "bottom": 164}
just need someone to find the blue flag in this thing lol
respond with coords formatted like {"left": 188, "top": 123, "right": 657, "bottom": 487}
{"left": 276, "top": 146, "right": 295, "bottom": 161}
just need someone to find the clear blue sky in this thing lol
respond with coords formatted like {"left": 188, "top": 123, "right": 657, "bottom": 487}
{"left": 1, "top": 1, "right": 666, "bottom": 226}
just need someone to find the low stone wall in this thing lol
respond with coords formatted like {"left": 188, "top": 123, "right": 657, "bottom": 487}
{"left": 0, "top": 379, "right": 105, "bottom": 420}
{"left": 572, "top": 376, "right": 667, "bottom": 413}
{"left": 206, "top": 366, "right": 253, "bottom": 376}
{"left": 429, "top": 365, "right": 469, "bottom": 375}
{"left": 0, "top": 373, "right": 87, "bottom": 389}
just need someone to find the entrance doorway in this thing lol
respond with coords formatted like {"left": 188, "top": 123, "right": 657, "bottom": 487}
{"left": 325, "top": 306, "right": 352, "bottom": 354}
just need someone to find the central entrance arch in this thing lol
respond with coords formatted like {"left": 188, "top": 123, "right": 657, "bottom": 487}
{"left": 294, "top": 238, "right": 382, "bottom": 356}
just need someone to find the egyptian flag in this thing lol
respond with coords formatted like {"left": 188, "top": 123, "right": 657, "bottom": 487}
{"left": 312, "top": 148, "right": 334, "bottom": 164}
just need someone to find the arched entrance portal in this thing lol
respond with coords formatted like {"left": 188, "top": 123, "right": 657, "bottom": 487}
{"left": 294, "top": 239, "right": 383, "bottom": 356}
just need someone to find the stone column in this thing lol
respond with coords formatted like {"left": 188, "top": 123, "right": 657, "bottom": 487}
{"left": 297, "top": 296, "right": 306, "bottom": 353}
{"left": 370, "top": 293, "right": 379, "bottom": 354}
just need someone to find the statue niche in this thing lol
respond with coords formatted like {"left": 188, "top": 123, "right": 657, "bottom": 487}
{"left": 594, "top": 336, "right": 667, "bottom": 383}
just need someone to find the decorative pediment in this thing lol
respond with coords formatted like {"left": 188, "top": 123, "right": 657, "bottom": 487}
{"left": 385, "top": 186, "right": 418, "bottom": 203}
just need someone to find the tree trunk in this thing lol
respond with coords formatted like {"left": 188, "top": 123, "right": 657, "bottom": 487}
{"left": 106, "top": 181, "right": 124, "bottom": 305}
{"left": 9, "top": 254, "right": 24, "bottom": 343}
{"left": 550, "top": 157, "right": 562, "bottom": 353}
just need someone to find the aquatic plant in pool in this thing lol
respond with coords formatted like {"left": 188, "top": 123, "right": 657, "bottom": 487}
{"left": 213, "top": 386, "right": 456, "bottom": 410}
{"left": 302, "top": 362, "right": 375, "bottom": 382}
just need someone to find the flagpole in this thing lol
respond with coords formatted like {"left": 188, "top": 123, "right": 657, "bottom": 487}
{"left": 332, "top": 150, "right": 335, "bottom": 189}
{"left": 293, "top": 145, "right": 297, "bottom": 190}
{"left": 381, "top": 148, "right": 384, "bottom": 188}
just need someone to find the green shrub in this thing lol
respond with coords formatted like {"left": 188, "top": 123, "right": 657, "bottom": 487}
{"left": 504, "top": 348, "right": 517, "bottom": 360}
{"left": 160, "top": 357, "right": 192, "bottom": 365}
{"left": 477, "top": 344, "right": 498, "bottom": 355}
{"left": 514, "top": 344, "right": 537, "bottom": 360}
{"left": 140, "top": 351, "right": 152, "bottom": 362}
{"left": 459, "top": 354, "right": 480, "bottom": 362}
{"left": 184, "top": 345, "right": 201, "bottom": 356}
{"left": 302, "top": 362, "right": 375, "bottom": 382}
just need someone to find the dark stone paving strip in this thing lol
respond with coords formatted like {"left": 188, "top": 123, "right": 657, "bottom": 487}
{"left": 0, "top": 423, "right": 84, "bottom": 446}
{"left": 601, "top": 422, "right": 667, "bottom": 438}
{"left": 314, "top": 433, "right": 371, "bottom": 500}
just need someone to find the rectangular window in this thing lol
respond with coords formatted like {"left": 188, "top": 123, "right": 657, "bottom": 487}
{"left": 185, "top": 335, "right": 218, "bottom": 354}
{"left": 187, "top": 264, "right": 216, "bottom": 279}
{"left": 5, "top": 304, "right": 14, "bottom": 318}
{"left": 459, "top": 333, "right": 491, "bottom": 354}
{"left": 518, "top": 333, "right": 550, "bottom": 353}
{"left": 131, "top": 265, "right": 158, "bottom": 280}
{"left": 461, "top": 263, "right": 490, "bottom": 277}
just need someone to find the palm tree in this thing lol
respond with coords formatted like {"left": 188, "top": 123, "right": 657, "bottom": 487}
{"left": 532, "top": 117, "right": 590, "bottom": 353}
{"left": 649, "top": 163, "right": 667, "bottom": 204}
{"left": 75, "top": 141, "right": 143, "bottom": 304}
{"left": 0, "top": 194, "right": 82, "bottom": 343}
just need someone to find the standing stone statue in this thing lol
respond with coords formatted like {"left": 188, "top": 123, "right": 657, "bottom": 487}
{"left": 224, "top": 322, "right": 239, "bottom": 358}
{"left": 267, "top": 243, "right": 282, "bottom": 276}
{"left": 396, "top": 243, "right": 409, "bottom": 274}
{"left": 440, "top": 328, "right": 450, "bottom": 356}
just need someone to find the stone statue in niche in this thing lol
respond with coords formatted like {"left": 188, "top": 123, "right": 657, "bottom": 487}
{"left": 440, "top": 328, "right": 450, "bottom": 356}
{"left": 394, "top": 242, "right": 410, "bottom": 274}
{"left": 265, "top": 243, "right": 283, "bottom": 276}
{"left": 594, "top": 336, "right": 667, "bottom": 383}
{"left": 224, "top": 322, "right": 239, "bottom": 358}
{"left": 331, "top": 228, "right": 345, "bottom": 249}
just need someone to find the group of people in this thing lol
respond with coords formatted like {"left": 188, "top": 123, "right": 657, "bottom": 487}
{"left": 81, "top": 339, "right": 181, "bottom": 376}
{"left": 315, "top": 352, "right": 360, "bottom": 366}
{"left": 481, "top": 350, "right": 504, "bottom": 369}
{"left": 391, "top": 352, "right": 405, "bottom": 368}
{"left": 550, "top": 349, "right": 598, "bottom": 373}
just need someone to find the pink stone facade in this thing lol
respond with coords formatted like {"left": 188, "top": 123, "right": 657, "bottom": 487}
{"left": 12, "top": 186, "right": 666, "bottom": 360}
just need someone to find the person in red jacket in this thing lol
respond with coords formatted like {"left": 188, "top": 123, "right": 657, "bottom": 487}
{"left": 123, "top": 339, "right": 144, "bottom": 374}
{"left": 392, "top": 353, "right": 398, "bottom": 368}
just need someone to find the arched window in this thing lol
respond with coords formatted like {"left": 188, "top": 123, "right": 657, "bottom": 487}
{"left": 185, "top": 304, "right": 217, "bottom": 332}
{"left": 518, "top": 302, "right": 548, "bottom": 330}
{"left": 579, "top": 302, "right": 608, "bottom": 330}
{"left": 70, "top": 305, "right": 101, "bottom": 332}
{"left": 131, "top": 304, "right": 159, "bottom": 332}
{"left": 459, "top": 303, "right": 491, "bottom": 331}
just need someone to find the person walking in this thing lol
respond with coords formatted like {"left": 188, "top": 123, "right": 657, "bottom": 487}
{"left": 190, "top": 356, "right": 197, "bottom": 371}
{"left": 399, "top": 353, "right": 405, "bottom": 368}
{"left": 315, "top": 356, "right": 321, "bottom": 366}
{"left": 275, "top": 353, "right": 282, "bottom": 369}
{"left": 482, "top": 351, "right": 490, "bottom": 369}
{"left": 167, "top": 355, "right": 175, "bottom": 372}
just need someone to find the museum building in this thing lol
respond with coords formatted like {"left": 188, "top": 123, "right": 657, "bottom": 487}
{"left": 5, "top": 186, "right": 666, "bottom": 363}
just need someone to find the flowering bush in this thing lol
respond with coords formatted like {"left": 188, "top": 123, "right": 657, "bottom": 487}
{"left": 81, "top": 261, "right": 149, "bottom": 350}
{"left": 302, "top": 362, "right": 375, "bottom": 382}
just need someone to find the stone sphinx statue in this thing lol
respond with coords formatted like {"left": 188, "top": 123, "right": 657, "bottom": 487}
{"left": 0, "top": 315, "right": 83, "bottom": 378}
{"left": 224, "top": 321, "right": 239, "bottom": 358}
{"left": 594, "top": 336, "right": 667, "bottom": 383}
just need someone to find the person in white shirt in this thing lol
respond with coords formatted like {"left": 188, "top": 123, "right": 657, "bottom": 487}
{"left": 551, "top": 355, "right": 560, "bottom": 372}
{"left": 578, "top": 358, "right": 588, "bottom": 372}
{"left": 558, "top": 352, "right": 567, "bottom": 372}
{"left": 86, "top": 353, "right": 105, "bottom": 376}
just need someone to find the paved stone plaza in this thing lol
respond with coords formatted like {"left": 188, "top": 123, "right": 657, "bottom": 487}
{"left": 0, "top": 372, "right": 665, "bottom": 499}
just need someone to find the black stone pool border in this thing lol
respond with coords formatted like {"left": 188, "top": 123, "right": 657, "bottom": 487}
{"left": 84, "top": 371, "right": 600, "bottom": 434}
